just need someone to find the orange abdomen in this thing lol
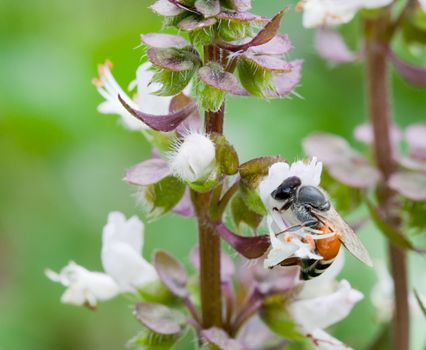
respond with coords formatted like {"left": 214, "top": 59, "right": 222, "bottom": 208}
{"left": 316, "top": 226, "right": 341, "bottom": 260}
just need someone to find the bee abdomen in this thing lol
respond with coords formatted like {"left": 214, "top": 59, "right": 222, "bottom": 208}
{"left": 300, "top": 258, "right": 335, "bottom": 280}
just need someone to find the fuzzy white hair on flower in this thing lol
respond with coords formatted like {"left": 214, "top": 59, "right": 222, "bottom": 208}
{"left": 45, "top": 262, "right": 119, "bottom": 307}
{"left": 101, "top": 211, "right": 158, "bottom": 292}
{"left": 169, "top": 131, "right": 216, "bottom": 183}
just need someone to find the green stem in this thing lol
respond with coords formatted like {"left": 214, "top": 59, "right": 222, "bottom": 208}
{"left": 364, "top": 15, "right": 410, "bottom": 350}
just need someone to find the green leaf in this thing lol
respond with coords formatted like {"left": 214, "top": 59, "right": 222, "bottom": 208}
{"left": 367, "top": 324, "right": 391, "bottom": 350}
{"left": 151, "top": 68, "right": 196, "bottom": 96}
{"left": 212, "top": 134, "right": 239, "bottom": 175}
{"left": 413, "top": 7, "right": 426, "bottom": 31}
{"left": 401, "top": 200, "right": 426, "bottom": 233}
{"left": 402, "top": 13, "right": 426, "bottom": 45}
{"left": 143, "top": 176, "right": 186, "bottom": 219}
{"left": 237, "top": 58, "right": 275, "bottom": 98}
{"left": 260, "top": 300, "right": 306, "bottom": 341}
{"left": 127, "top": 328, "right": 180, "bottom": 350}
{"left": 143, "top": 129, "right": 175, "bottom": 153}
{"left": 163, "top": 11, "right": 192, "bottom": 28}
{"left": 239, "top": 156, "right": 282, "bottom": 189}
{"left": 366, "top": 200, "right": 413, "bottom": 250}
{"left": 137, "top": 280, "right": 173, "bottom": 304}
{"left": 237, "top": 156, "right": 282, "bottom": 216}
{"left": 189, "top": 26, "right": 215, "bottom": 46}
{"left": 239, "top": 184, "right": 267, "bottom": 216}
{"left": 231, "top": 192, "right": 262, "bottom": 229}
{"left": 285, "top": 339, "right": 315, "bottom": 350}
{"left": 188, "top": 177, "right": 218, "bottom": 193}
{"left": 197, "top": 81, "right": 226, "bottom": 112}
{"left": 218, "top": 19, "right": 254, "bottom": 42}
{"left": 414, "top": 289, "right": 426, "bottom": 319}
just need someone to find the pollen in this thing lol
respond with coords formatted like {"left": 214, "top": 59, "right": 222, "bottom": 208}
{"left": 302, "top": 234, "right": 316, "bottom": 250}
{"left": 295, "top": 1, "right": 304, "bottom": 12}
{"left": 91, "top": 78, "right": 103, "bottom": 87}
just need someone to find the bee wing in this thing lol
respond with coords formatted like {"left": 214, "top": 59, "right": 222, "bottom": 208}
{"left": 312, "top": 205, "right": 373, "bottom": 267}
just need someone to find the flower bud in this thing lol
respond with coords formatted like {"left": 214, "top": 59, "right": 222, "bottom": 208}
{"left": 170, "top": 132, "right": 216, "bottom": 183}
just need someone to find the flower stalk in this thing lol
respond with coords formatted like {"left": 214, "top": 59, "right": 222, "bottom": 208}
{"left": 364, "top": 14, "right": 410, "bottom": 350}
{"left": 191, "top": 44, "right": 224, "bottom": 329}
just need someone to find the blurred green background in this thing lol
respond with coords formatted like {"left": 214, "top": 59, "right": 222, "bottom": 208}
{"left": 1, "top": 0, "right": 425, "bottom": 349}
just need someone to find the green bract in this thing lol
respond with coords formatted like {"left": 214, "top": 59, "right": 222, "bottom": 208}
{"left": 143, "top": 176, "right": 186, "bottom": 219}
{"left": 238, "top": 58, "right": 275, "bottom": 98}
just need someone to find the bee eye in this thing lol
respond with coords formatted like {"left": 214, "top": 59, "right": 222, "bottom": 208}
{"left": 297, "top": 186, "right": 329, "bottom": 210}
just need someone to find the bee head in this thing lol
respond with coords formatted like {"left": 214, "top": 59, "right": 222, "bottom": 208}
{"left": 271, "top": 176, "right": 302, "bottom": 201}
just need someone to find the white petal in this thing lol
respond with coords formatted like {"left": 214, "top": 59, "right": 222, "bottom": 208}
{"left": 259, "top": 162, "right": 289, "bottom": 204}
{"left": 420, "top": 0, "right": 426, "bottom": 13}
{"left": 102, "top": 211, "right": 144, "bottom": 253}
{"left": 46, "top": 262, "right": 119, "bottom": 306}
{"left": 370, "top": 261, "right": 394, "bottom": 322}
{"left": 297, "top": 251, "right": 345, "bottom": 301}
{"left": 259, "top": 158, "right": 323, "bottom": 217}
{"left": 288, "top": 279, "right": 363, "bottom": 332}
{"left": 95, "top": 62, "right": 149, "bottom": 131}
{"left": 101, "top": 242, "right": 158, "bottom": 292}
{"left": 302, "top": 0, "right": 357, "bottom": 28}
{"left": 264, "top": 229, "right": 299, "bottom": 267}
{"left": 264, "top": 244, "right": 299, "bottom": 268}
{"left": 310, "top": 329, "right": 352, "bottom": 350}
{"left": 359, "top": 0, "right": 392, "bottom": 9}
{"left": 288, "top": 157, "right": 322, "bottom": 187}
{"left": 134, "top": 62, "right": 173, "bottom": 115}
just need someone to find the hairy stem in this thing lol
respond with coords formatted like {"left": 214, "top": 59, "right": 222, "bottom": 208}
{"left": 191, "top": 44, "right": 225, "bottom": 329}
{"left": 364, "top": 15, "right": 410, "bottom": 350}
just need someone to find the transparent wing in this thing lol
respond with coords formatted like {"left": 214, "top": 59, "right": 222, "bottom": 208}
{"left": 312, "top": 205, "right": 373, "bottom": 267}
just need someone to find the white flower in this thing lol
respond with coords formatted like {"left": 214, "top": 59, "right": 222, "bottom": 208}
{"left": 101, "top": 211, "right": 158, "bottom": 292}
{"left": 169, "top": 131, "right": 216, "bottom": 182}
{"left": 47, "top": 212, "right": 158, "bottom": 306}
{"left": 309, "top": 329, "right": 350, "bottom": 350}
{"left": 420, "top": 0, "right": 426, "bottom": 13}
{"left": 94, "top": 61, "right": 191, "bottom": 131}
{"left": 45, "top": 262, "right": 119, "bottom": 307}
{"left": 259, "top": 158, "right": 322, "bottom": 217}
{"left": 300, "top": 0, "right": 357, "bottom": 28}
{"left": 263, "top": 216, "right": 324, "bottom": 268}
{"left": 288, "top": 277, "right": 363, "bottom": 349}
{"left": 370, "top": 261, "right": 394, "bottom": 322}
{"left": 260, "top": 158, "right": 325, "bottom": 266}
{"left": 299, "top": 0, "right": 393, "bottom": 28}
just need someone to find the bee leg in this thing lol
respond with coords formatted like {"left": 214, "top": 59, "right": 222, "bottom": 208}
{"left": 275, "top": 220, "right": 318, "bottom": 237}
{"left": 300, "top": 259, "right": 318, "bottom": 280}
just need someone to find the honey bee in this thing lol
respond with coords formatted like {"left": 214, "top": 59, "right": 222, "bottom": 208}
{"left": 271, "top": 176, "right": 373, "bottom": 280}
